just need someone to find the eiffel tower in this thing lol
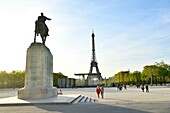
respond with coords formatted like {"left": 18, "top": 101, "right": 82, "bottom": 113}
{"left": 74, "top": 30, "right": 103, "bottom": 87}
{"left": 87, "top": 30, "right": 103, "bottom": 86}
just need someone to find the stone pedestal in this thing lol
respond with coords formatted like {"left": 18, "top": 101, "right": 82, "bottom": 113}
{"left": 18, "top": 43, "right": 57, "bottom": 99}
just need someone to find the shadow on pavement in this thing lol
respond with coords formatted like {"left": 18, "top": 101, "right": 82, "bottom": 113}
{"left": 34, "top": 103, "right": 148, "bottom": 113}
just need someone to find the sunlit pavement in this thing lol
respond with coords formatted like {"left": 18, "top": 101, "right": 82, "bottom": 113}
{"left": 0, "top": 86, "right": 169, "bottom": 113}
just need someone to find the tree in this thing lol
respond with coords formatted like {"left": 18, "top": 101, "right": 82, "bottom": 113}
{"left": 141, "top": 61, "right": 170, "bottom": 85}
{"left": 53, "top": 72, "right": 67, "bottom": 87}
{"left": 142, "top": 65, "right": 158, "bottom": 85}
{"left": 155, "top": 61, "right": 170, "bottom": 84}
{"left": 131, "top": 71, "right": 141, "bottom": 85}
{"left": 0, "top": 70, "right": 25, "bottom": 88}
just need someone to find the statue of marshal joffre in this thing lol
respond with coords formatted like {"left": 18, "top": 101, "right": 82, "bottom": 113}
{"left": 34, "top": 13, "right": 51, "bottom": 45}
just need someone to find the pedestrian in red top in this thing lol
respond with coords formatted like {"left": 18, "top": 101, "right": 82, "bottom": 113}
{"left": 96, "top": 86, "right": 101, "bottom": 98}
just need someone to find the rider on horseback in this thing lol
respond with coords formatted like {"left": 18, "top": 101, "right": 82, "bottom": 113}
{"left": 37, "top": 13, "right": 51, "bottom": 36}
{"left": 34, "top": 13, "right": 51, "bottom": 45}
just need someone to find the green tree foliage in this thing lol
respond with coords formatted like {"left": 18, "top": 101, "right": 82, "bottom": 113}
{"left": 142, "top": 65, "right": 157, "bottom": 84}
{"left": 133, "top": 71, "right": 141, "bottom": 84}
{"left": 53, "top": 72, "right": 67, "bottom": 87}
{"left": 114, "top": 72, "right": 122, "bottom": 83}
{"left": 103, "top": 76, "right": 114, "bottom": 86}
{"left": 142, "top": 61, "right": 170, "bottom": 85}
{"left": 113, "top": 71, "right": 130, "bottom": 84}
{"left": 110, "top": 61, "right": 170, "bottom": 86}
{"left": 129, "top": 71, "right": 141, "bottom": 85}
{"left": 0, "top": 71, "right": 68, "bottom": 88}
{"left": 0, "top": 70, "right": 25, "bottom": 88}
{"left": 155, "top": 61, "right": 170, "bottom": 84}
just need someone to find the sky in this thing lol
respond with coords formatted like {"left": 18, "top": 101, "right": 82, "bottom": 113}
{"left": 0, "top": 0, "right": 170, "bottom": 79}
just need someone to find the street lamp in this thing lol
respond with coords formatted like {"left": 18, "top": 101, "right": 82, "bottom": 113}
{"left": 128, "top": 69, "right": 130, "bottom": 85}
{"left": 151, "top": 68, "right": 153, "bottom": 86}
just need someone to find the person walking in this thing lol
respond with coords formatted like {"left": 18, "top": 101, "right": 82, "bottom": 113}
{"left": 124, "top": 83, "right": 127, "bottom": 90}
{"left": 96, "top": 85, "right": 101, "bottom": 98}
{"left": 141, "top": 84, "right": 145, "bottom": 92}
{"left": 145, "top": 84, "right": 149, "bottom": 92}
{"left": 100, "top": 84, "right": 104, "bottom": 99}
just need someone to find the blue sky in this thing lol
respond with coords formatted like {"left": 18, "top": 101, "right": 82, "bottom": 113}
{"left": 0, "top": 0, "right": 170, "bottom": 78}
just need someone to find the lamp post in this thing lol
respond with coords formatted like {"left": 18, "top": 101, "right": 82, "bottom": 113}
{"left": 122, "top": 72, "right": 124, "bottom": 84}
{"left": 151, "top": 68, "right": 153, "bottom": 86}
{"left": 128, "top": 69, "right": 130, "bottom": 85}
{"left": 119, "top": 74, "right": 120, "bottom": 83}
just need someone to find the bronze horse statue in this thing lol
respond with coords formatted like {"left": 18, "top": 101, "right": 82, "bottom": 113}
{"left": 34, "top": 13, "right": 51, "bottom": 45}
{"left": 34, "top": 20, "right": 48, "bottom": 45}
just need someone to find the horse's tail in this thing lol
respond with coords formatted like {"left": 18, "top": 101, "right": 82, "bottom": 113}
{"left": 34, "top": 31, "right": 36, "bottom": 43}
{"left": 35, "top": 20, "right": 39, "bottom": 33}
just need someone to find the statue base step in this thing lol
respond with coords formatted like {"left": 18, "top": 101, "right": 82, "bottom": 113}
{"left": 18, "top": 87, "right": 57, "bottom": 99}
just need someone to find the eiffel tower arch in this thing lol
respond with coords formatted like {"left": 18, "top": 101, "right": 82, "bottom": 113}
{"left": 87, "top": 31, "right": 103, "bottom": 86}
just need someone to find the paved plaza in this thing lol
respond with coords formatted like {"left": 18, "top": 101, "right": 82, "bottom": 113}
{"left": 0, "top": 86, "right": 170, "bottom": 113}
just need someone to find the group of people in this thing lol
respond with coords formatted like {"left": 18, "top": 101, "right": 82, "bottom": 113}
{"left": 117, "top": 83, "right": 127, "bottom": 90}
{"left": 96, "top": 84, "right": 104, "bottom": 99}
{"left": 141, "top": 84, "right": 149, "bottom": 92}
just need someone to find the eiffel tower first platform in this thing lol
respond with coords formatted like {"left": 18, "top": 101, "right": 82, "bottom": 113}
{"left": 74, "top": 31, "right": 103, "bottom": 87}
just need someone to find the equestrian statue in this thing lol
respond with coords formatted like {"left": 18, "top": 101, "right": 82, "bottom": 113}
{"left": 34, "top": 13, "right": 51, "bottom": 45}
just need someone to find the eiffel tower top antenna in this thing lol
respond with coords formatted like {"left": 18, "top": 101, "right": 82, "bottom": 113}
{"left": 91, "top": 29, "right": 96, "bottom": 62}
{"left": 91, "top": 29, "right": 94, "bottom": 39}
